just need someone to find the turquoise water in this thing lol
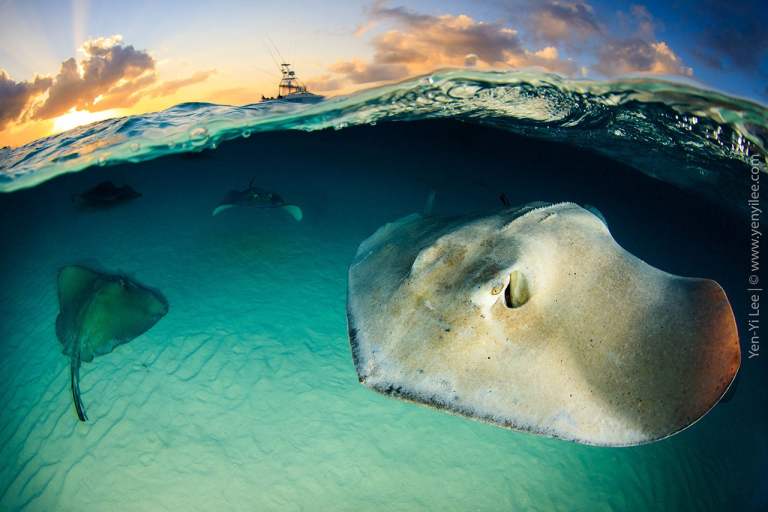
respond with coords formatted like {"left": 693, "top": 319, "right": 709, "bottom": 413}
{"left": 0, "top": 71, "right": 766, "bottom": 511}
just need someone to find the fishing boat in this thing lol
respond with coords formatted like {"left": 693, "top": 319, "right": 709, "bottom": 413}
{"left": 260, "top": 63, "right": 324, "bottom": 104}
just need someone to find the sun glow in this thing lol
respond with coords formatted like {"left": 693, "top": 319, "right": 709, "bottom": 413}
{"left": 52, "top": 108, "right": 120, "bottom": 133}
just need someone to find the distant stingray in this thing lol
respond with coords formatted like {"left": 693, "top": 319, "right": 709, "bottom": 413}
{"left": 212, "top": 179, "right": 303, "bottom": 221}
{"left": 73, "top": 181, "right": 142, "bottom": 208}
{"left": 56, "top": 265, "right": 168, "bottom": 421}
{"left": 347, "top": 201, "right": 740, "bottom": 446}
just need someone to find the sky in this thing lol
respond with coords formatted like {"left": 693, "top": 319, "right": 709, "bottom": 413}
{"left": 1, "top": 0, "right": 766, "bottom": 147}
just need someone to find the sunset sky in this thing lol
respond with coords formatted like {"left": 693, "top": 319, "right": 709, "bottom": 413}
{"left": 1, "top": 0, "right": 766, "bottom": 147}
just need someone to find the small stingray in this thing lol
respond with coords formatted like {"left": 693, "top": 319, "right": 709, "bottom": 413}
{"left": 73, "top": 181, "right": 142, "bottom": 208}
{"left": 347, "top": 202, "right": 740, "bottom": 446}
{"left": 56, "top": 265, "right": 168, "bottom": 421}
{"left": 212, "top": 178, "right": 303, "bottom": 221}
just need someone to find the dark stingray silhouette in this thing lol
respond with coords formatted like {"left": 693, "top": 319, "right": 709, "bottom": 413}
{"left": 56, "top": 265, "right": 168, "bottom": 421}
{"left": 212, "top": 179, "right": 303, "bottom": 221}
{"left": 73, "top": 181, "right": 141, "bottom": 208}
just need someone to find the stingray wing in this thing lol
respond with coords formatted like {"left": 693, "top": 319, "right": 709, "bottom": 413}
{"left": 212, "top": 190, "right": 244, "bottom": 216}
{"left": 78, "top": 276, "right": 168, "bottom": 362}
{"left": 281, "top": 205, "right": 303, "bottom": 222}
{"left": 56, "top": 266, "right": 100, "bottom": 354}
{"left": 347, "top": 204, "right": 740, "bottom": 446}
{"left": 57, "top": 265, "right": 168, "bottom": 361}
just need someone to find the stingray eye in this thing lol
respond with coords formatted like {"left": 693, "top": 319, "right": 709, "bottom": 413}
{"left": 491, "top": 284, "right": 503, "bottom": 295}
{"left": 503, "top": 270, "right": 530, "bottom": 308}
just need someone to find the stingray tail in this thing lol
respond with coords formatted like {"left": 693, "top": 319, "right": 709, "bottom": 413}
{"left": 70, "top": 351, "right": 88, "bottom": 422}
{"left": 423, "top": 190, "right": 436, "bottom": 216}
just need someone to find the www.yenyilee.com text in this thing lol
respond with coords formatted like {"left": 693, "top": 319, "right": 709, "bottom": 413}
{"left": 748, "top": 154, "right": 762, "bottom": 359}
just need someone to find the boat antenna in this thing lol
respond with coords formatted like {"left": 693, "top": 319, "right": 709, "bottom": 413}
{"left": 253, "top": 65, "right": 277, "bottom": 78}
{"left": 263, "top": 40, "right": 281, "bottom": 71}
{"left": 266, "top": 35, "right": 287, "bottom": 65}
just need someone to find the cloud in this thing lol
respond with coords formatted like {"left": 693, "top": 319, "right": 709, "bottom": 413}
{"left": 95, "top": 70, "right": 216, "bottom": 109}
{"left": 316, "top": 3, "right": 576, "bottom": 90}
{"left": 369, "top": 5, "right": 526, "bottom": 65}
{"left": 527, "top": 2, "right": 691, "bottom": 77}
{"left": 146, "top": 69, "right": 216, "bottom": 98}
{"left": 34, "top": 35, "right": 156, "bottom": 119}
{"left": 305, "top": 74, "right": 346, "bottom": 92}
{"left": 89, "top": 72, "right": 157, "bottom": 110}
{"left": 0, "top": 69, "right": 51, "bottom": 129}
{"left": 354, "top": 20, "right": 377, "bottom": 38}
{"left": 529, "top": 1, "right": 601, "bottom": 45}
{"left": 594, "top": 6, "right": 691, "bottom": 77}
{"left": 623, "top": 4, "right": 657, "bottom": 40}
{"left": 0, "top": 35, "right": 217, "bottom": 134}
{"left": 596, "top": 39, "right": 692, "bottom": 76}
{"left": 311, "top": 2, "right": 694, "bottom": 93}
{"left": 329, "top": 60, "right": 410, "bottom": 84}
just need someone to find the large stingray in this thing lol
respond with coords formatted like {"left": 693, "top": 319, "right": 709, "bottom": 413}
{"left": 347, "top": 202, "right": 740, "bottom": 446}
{"left": 212, "top": 179, "right": 303, "bottom": 221}
{"left": 56, "top": 265, "right": 169, "bottom": 421}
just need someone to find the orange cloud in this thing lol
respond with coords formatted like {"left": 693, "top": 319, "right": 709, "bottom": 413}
{"left": 0, "top": 70, "right": 51, "bottom": 129}
{"left": 594, "top": 5, "right": 692, "bottom": 76}
{"left": 596, "top": 40, "right": 692, "bottom": 76}
{"left": 33, "top": 35, "right": 156, "bottom": 119}
{"left": 145, "top": 69, "right": 217, "bottom": 99}
{"left": 316, "top": 4, "right": 577, "bottom": 90}
{"left": 312, "top": 2, "right": 692, "bottom": 93}
{"left": 0, "top": 35, "right": 216, "bottom": 141}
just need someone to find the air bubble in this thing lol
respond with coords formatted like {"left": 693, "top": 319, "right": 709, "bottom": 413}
{"left": 447, "top": 85, "right": 481, "bottom": 99}
{"left": 189, "top": 127, "right": 209, "bottom": 141}
{"left": 129, "top": 142, "right": 140, "bottom": 152}
{"left": 242, "top": 129, "right": 252, "bottom": 138}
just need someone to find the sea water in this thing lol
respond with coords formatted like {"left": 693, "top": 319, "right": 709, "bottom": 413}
{"left": 0, "top": 70, "right": 766, "bottom": 511}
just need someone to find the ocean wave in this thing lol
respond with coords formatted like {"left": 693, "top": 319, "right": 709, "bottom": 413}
{"left": 1, "top": 69, "right": 766, "bottom": 197}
